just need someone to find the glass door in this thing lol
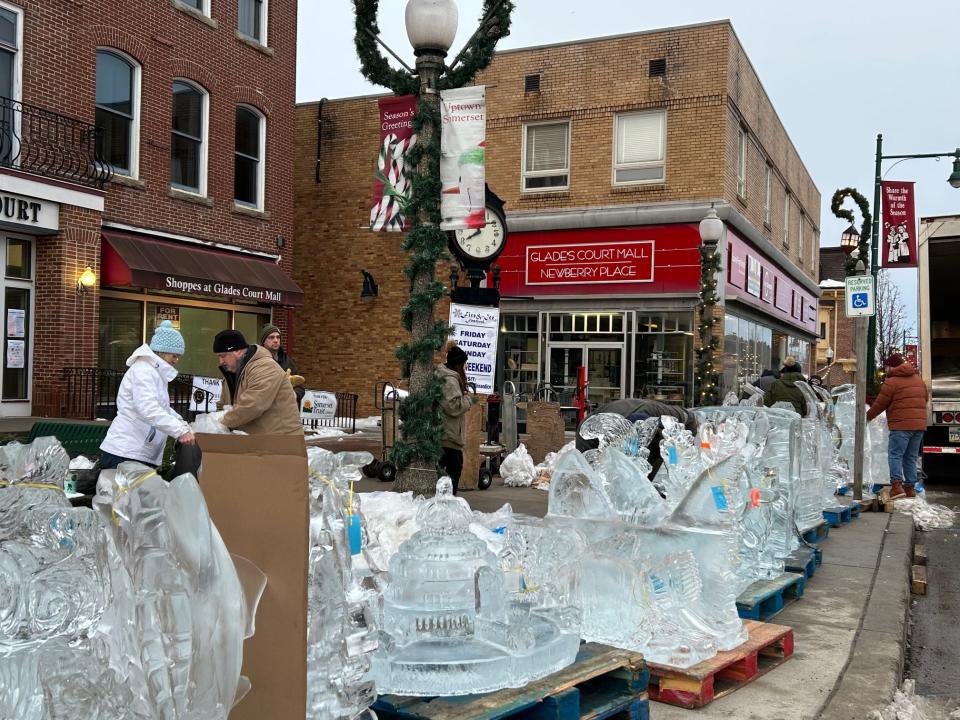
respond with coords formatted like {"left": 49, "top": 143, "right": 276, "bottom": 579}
{"left": 586, "top": 345, "right": 624, "bottom": 408}
{"left": 547, "top": 342, "right": 624, "bottom": 427}
{"left": 2, "top": 236, "right": 32, "bottom": 414}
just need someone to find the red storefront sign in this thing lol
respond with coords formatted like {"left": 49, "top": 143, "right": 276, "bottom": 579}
{"left": 526, "top": 240, "right": 654, "bottom": 285}
{"left": 881, "top": 180, "right": 918, "bottom": 268}
{"left": 496, "top": 224, "right": 701, "bottom": 296}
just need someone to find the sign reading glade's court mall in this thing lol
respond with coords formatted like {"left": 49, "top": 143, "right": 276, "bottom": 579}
{"left": 0, "top": 191, "right": 58, "bottom": 234}
{"left": 526, "top": 240, "right": 655, "bottom": 285}
{"left": 163, "top": 276, "right": 283, "bottom": 304}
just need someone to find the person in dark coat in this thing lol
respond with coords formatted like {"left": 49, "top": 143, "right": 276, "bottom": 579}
{"left": 763, "top": 356, "right": 808, "bottom": 416}
{"left": 260, "top": 324, "right": 305, "bottom": 406}
{"left": 867, "top": 353, "right": 928, "bottom": 499}
{"left": 754, "top": 368, "right": 779, "bottom": 393}
{"left": 575, "top": 398, "right": 699, "bottom": 478}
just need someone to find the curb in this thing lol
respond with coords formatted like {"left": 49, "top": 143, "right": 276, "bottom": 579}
{"left": 816, "top": 511, "right": 915, "bottom": 720}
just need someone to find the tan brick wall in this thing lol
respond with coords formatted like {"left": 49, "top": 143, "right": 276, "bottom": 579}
{"left": 293, "top": 21, "right": 821, "bottom": 405}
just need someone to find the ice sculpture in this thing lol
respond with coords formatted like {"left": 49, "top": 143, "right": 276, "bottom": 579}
{"left": 306, "top": 448, "right": 378, "bottom": 720}
{"left": 796, "top": 381, "right": 840, "bottom": 508}
{"left": 546, "top": 448, "right": 748, "bottom": 667}
{"left": 867, "top": 414, "right": 890, "bottom": 488}
{"left": 96, "top": 461, "right": 255, "bottom": 720}
{"left": 370, "top": 477, "right": 580, "bottom": 695}
{"left": 578, "top": 413, "right": 660, "bottom": 468}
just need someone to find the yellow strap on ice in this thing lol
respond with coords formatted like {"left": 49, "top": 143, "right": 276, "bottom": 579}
{"left": 0, "top": 480, "right": 61, "bottom": 491}
{"left": 111, "top": 470, "right": 158, "bottom": 526}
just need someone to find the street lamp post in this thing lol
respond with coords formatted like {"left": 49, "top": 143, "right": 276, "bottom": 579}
{"left": 353, "top": 0, "right": 514, "bottom": 493}
{"left": 867, "top": 135, "right": 960, "bottom": 385}
{"left": 696, "top": 205, "right": 724, "bottom": 406}
{"left": 850, "top": 249, "right": 869, "bottom": 501}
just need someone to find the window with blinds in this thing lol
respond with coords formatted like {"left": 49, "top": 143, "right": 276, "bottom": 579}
{"left": 613, "top": 110, "right": 665, "bottom": 184}
{"left": 522, "top": 121, "right": 570, "bottom": 191}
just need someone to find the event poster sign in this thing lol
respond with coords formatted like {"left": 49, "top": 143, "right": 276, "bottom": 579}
{"left": 190, "top": 376, "right": 222, "bottom": 411}
{"left": 6, "top": 340, "right": 24, "bottom": 369}
{"left": 6, "top": 308, "right": 24, "bottom": 338}
{"left": 448, "top": 303, "right": 499, "bottom": 394}
{"left": 370, "top": 95, "right": 418, "bottom": 232}
{"left": 439, "top": 86, "right": 486, "bottom": 231}
{"left": 881, "top": 181, "right": 918, "bottom": 268}
{"left": 301, "top": 390, "right": 338, "bottom": 421}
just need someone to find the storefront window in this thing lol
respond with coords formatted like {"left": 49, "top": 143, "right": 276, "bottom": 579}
{"left": 6, "top": 239, "right": 30, "bottom": 279}
{"left": 234, "top": 311, "right": 264, "bottom": 348}
{"left": 99, "top": 298, "right": 143, "bottom": 371}
{"left": 146, "top": 303, "right": 228, "bottom": 378}
{"left": 633, "top": 311, "right": 694, "bottom": 406}
{"left": 722, "top": 312, "right": 773, "bottom": 396}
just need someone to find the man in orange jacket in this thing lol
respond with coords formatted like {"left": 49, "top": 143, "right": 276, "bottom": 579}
{"left": 867, "top": 353, "right": 928, "bottom": 499}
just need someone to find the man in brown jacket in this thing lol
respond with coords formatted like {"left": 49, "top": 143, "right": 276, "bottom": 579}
{"left": 867, "top": 353, "right": 928, "bottom": 499}
{"left": 213, "top": 329, "right": 302, "bottom": 435}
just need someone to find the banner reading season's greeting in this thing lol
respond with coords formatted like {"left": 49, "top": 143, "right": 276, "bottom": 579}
{"left": 370, "top": 95, "right": 418, "bottom": 232}
{"left": 439, "top": 86, "right": 487, "bottom": 231}
{"left": 881, "top": 180, "right": 918, "bottom": 268}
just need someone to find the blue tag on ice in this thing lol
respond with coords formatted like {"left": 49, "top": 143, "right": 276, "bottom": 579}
{"left": 650, "top": 574, "right": 666, "bottom": 593}
{"left": 668, "top": 446, "right": 678, "bottom": 465}
{"left": 711, "top": 486, "right": 728, "bottom": 510}
{"left": 493, "top": 526, "right": 507, "bottom": 535}
{"left": 347, "top": 514, "right": 362, "bottom": 555}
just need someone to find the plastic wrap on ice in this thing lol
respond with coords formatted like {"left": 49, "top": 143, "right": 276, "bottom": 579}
{"left": 500, "top": 443, "right": 536, "bottom": 487}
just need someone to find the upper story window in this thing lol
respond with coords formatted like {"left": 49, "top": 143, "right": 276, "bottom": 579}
{"left": 613, "top": 110, "right": 665, "bottom": 184}
{"left": 238, "top": 0, "right": 267, "bottom": 44}
{"left": 95, "top": 50, "right": 140, "bottom": 177}
{"left": 798, "top": 212, "right": 806, "bottom": 263}
{"left": 522, "top": 121, "right": 569, "bottom": 191}
{"left": 782, "top": 191, "right": 791, "bottom": 248}
{"left": 170, "top": 80, "right": 208, "bottom": 195}
{"left": 177, "top": 0, "right": 209, "bottom": 14}
{"left": 235, "top": 105, "right": 265, "bottom": 209}
{"left": 736, "top": 127, "right": 747, "bottom": 198}
{"left": 764, "top": 166, "right": 772, "bottom": 225}
{"left": 0, "top": 5, "right": 18, "bottom": 101}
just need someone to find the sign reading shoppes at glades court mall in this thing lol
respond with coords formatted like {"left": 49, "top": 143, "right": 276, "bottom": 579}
{"left": 163, "top": 276, "right": 283, "bottom": 304}
{"left": 525, "top": 240, "right": 655, "bottom": 285}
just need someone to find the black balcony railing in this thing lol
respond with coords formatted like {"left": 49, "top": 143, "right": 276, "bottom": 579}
{"left": 0, "top": 98, "right": 113, "bottom": 189}
{"left": 63, "top": 368, "right": 216, "bottom": 421}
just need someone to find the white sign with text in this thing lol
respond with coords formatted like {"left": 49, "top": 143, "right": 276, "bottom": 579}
{"left": 190, "top": 376, "right": 223, "bottom": 411}
{"left": 448, "top": 303, "right": 499, "bottom": 395}
{"left": 301, "top": 390, "right": 338, "bottom": 421}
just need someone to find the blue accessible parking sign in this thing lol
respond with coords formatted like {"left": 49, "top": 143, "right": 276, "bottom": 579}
{"left": 844, "top": 276, "right": 876, "bottom": 317}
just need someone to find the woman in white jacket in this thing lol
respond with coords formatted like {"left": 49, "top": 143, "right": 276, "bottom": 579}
{"left": 99, "top": 320, "right": 196, "bottom": 469}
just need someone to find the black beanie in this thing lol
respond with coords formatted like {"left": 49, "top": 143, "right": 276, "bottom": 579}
{"left": 213, "top": 329, "right": 249, "bottom": 353}
{"left": 446, "top": 345, "right": 468, "bottom": 367}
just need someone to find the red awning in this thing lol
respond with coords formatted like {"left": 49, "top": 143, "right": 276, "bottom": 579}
{"left": 101, "top": 230, "right": 303, "bottom": 306}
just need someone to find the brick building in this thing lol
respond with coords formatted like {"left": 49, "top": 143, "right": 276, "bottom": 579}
{"left": 295, "top": 21, "right": 821, "bottom": 417}
{"left": 817, "top": 247, "right": 856, "bottom": 386}
{"left": 3, "top": 0, "right": 299, "bottom": 419}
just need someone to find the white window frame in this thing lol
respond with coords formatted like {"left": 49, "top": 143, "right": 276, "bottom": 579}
{"left": 170, "top": 79, "right": 209, "bottom": 197}
{"left": 782, "top": 191, "right": 791, "bottom": 248}
{"left": 764, "top": 165, "right": 772, "bottom": 225}
{"left": 176, "top": 0, "right": 210, "bottom": 17}
{"left": 1, "top": 233, "right": 34, "bottom": 408}
{"left": 234, "top": 104, "right": 266, "bottom": 211}
{"left": 0, "top": 1, "right": 23, "bottom": 163}
{"left": 611, "top": 109, "right": 666, "bottom": 186}
{"left": 521, "top": 120, "right": 570, "bottom": 193}
{"left": 736, "top": 127, "right": 747, "bottom": 198}
{"left": 95, "top": 48, "right": 141, "bottom": 179}
{"left": 238, "top": 0, "right": 268, "bottom": 44}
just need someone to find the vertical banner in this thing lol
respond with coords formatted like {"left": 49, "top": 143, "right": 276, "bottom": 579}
{"left": 448, "top": 303, "right": 499, "bottom": 394}
{"left": 370, "top": 95, "right": 418, "bottom": 232}
{"left": 439, "top": 86, "right": 486, "bottom": 231}
{"left": 905, "top": 343, "right": 919, "bottom": 371}
{"left": 881, "top": 181, "right": 918, "bottom": 267}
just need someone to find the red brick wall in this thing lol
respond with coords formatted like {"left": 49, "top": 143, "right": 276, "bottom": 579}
{"left": 13, "top": 0, "right": 298, "bottom": 413}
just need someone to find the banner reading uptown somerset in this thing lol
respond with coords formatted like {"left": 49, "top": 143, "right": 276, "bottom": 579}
{"left": 881, "top": 180, "right": 918, "bottom": 268}
{"left": 439, "top": 86, "right": 486, "bottom": 231}
{"left": 370, "top": 95, "right": 418, "bottom": 232}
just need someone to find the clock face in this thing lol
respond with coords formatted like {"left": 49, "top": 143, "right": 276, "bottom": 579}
{"left": 453, "top": 208, "right": 506, "bottom": 262}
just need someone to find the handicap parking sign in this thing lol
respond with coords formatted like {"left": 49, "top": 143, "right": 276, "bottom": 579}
{"left": 844, "top": 276, "right": 875, "bottom": 317}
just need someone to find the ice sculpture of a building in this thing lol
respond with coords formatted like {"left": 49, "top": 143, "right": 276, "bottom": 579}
{"left": 370, "top": 477, "right": 580, "bottom": 696}
{"left": 96, "top": 461, "right": 258, "bottom": 720}
{"left": 306, "top": 448, "right": 378, "bottom": 719}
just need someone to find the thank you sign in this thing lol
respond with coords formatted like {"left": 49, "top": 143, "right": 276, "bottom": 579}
{"left": 448, "top": 303, "right": 500, "bottom": 394}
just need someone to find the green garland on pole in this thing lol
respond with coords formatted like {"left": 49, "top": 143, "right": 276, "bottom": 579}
{"left": 695, "top": 245, "right": 722, "bottom": 406}
{"left": 352, "top": 0, "right": 514, "bottom": 471}
{"left": 830, "top": 187, "right": 871, "bottom": 276}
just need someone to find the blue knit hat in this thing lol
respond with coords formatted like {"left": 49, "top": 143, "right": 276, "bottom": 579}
{"left": 150, "top": 320, "right": 185, "bottom": 355}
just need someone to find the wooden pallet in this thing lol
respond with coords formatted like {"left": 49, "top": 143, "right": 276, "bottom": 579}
{"left": 736, "top": 572, "right": 806, "bottom": 621}
{"left": 648, "top": 620, "right": 793, "bottom": 708}
{"left": 799, "top": 520, "right": 829, "bottom": 545}
{"left": 784, "top": 545, "right": 822, "bottom": 579}
{"left": 373, "top": 643, "right": 650, "bottom": 720}
{"left": 822, "top": 504, "right": 853, "bottom": 528}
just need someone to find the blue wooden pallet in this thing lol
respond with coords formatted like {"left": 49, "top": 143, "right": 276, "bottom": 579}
{"left": 799, "top": 520, "right": 829, "bottom": 545}
{"left": 736, "top": 572, "right": 806, "bottom": 621}
{"left": 373, "top": 643, "right": 650, "bottom": 720}
{"left": 784, "top": 546, "right": 823, "bottom": 579}
{"left": 822, "top": 505, "right": 853, "bottom": 527}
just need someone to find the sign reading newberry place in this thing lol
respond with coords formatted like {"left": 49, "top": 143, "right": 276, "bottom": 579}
{"left": 526, "top": 240, "right": 655, "bottom": 285}
{"left": 448, "top": 303, "right": 500, "bottom": 395}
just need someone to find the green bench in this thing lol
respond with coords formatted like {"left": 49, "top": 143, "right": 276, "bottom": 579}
{"left": 27, "top": 421, "right": 109, "bottom": 458}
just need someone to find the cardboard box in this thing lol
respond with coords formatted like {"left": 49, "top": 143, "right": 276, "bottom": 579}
{"left": 198, "top": 433, "right": 309, "bottom": 720}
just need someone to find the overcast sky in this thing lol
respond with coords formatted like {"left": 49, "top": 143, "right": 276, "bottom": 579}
{"left": 297, "top": 1, "right": 960, "bottom": 334}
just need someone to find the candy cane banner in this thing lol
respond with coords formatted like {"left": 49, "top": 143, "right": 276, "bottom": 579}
{"left": 370, "top": 95, "right": 418, "bottom": 232}
{"left": 439, "top": 86, "right": 487, "bottom": 231}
